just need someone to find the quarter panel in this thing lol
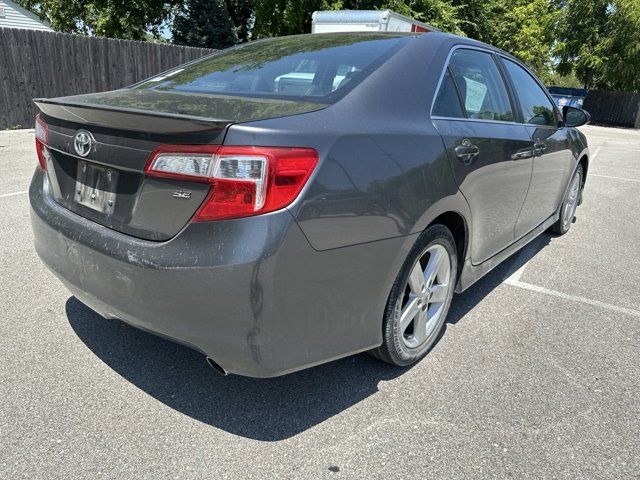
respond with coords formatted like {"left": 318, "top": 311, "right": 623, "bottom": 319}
{"left": 295, "top": 130, "right": 457, "bottom": 250}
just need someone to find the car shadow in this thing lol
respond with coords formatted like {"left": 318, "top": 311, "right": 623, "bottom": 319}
{"left": 447, "top": 233, "right": 552, "bottom": 324}
{"left": 66, "top": 233, "right": 551, "bottom": 441}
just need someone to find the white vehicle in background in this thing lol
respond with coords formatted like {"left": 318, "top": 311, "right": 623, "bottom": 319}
{"left": 311, "top": 9, "right": 437, "bottom": 34}
{"left": 276, "top": 10, "right": 436, "bottom": 95}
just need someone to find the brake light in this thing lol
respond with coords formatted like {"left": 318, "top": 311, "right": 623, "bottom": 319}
{"left": 35, "top": 114, "right": 48, "bottom": 170}
{"left": 145, "top": 145, "right": 318, "bottom": 221}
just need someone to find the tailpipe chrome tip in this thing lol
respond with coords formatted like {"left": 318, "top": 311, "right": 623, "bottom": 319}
{"left": 205, "top": 357, "right": 228, "bottom": 376}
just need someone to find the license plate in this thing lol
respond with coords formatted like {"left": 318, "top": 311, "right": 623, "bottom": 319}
{"left": 74, "top": 161, "right": 118, "bottom": 215}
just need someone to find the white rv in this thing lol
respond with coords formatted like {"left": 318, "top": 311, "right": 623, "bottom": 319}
{"left": 311, "top": 9, "right": 437, "bottom": 34}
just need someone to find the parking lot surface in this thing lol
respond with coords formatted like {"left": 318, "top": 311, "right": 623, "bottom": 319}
{"left": 1, "top": 125, "right": 638, "bottom": 479}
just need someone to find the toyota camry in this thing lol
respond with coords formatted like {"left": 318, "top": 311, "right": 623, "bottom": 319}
{"left": 30, "top": 32, "right": 590, "bottom": 377}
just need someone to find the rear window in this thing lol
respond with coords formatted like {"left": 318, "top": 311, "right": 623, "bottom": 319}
{"left": 134, "top": 34, "right": 411, "bottom": 103}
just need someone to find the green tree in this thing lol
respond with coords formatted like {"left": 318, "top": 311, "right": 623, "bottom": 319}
{"left": 546, "top": 71, "right": 583, "bottom": 89}
{"left": 17, "top": 0, "right": 178, "bottom": 40}
{"left": 492, "top": 0, "right": 557, "bottom": 81}
{"left": 554, "top": 0, "right": 609, "bottom": 89}
{"left": 253, "top": 0, "right": 325, "bottom": 37}
{"left": 554, "top": 0, "right": 640, "bottom": 91}
{"left": 450, "top": 0, "right": 502, "bottom": 43}
{"left": 172, "top": 0, "right": 238, "bottom": 49}
{"left": 223, "top": 0, "right": 254, "bottom": 42}
{"left": 601, "top": 0, "right": 640, "bottom": 92}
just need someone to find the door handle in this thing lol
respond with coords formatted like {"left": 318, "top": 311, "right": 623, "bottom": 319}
{"left": 455, "top": 139, "right": 479, "bottom": 164}
{"left": 533, "top": 141, "right": 546, "bottom": 156}
{"left": 511, "top": 148, "right": 533, "bottom": 160}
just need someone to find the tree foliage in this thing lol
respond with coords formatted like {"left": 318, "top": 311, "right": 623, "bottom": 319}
{"left": 450, "top": 0, "right": 502, "bottom": 43}
{"left": 172, "top": 0, "right": 238, "bottom": 49}
{"left": 554, "top": 0, "right": 609, "bottom": 89}
{"left": 223, "top": 0, "right": 254, "bottom": 42}
{"left": 18, "top": 0, "right": 640, "bottom": 92}
{"left": 17, "top": 1, "right": 178, "bottom": 40}
{"left": 252, "top": 0, "right": 326, "bottom": 38}
{"left": 555, "top": 0, "right": 640, "bottom": 91}
{"left": 601, "top": 0, "right": 640, "bottom": 92}
{"left": 492, "top": 0, "right": 557, "bottom": 81}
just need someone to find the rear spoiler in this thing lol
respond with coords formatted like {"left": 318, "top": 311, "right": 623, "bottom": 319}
{"left": 34, "top": 98, "right": 234, "bottom": 134}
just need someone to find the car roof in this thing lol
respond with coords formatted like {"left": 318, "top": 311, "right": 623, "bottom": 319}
{"left": 296, "top": 30, "right": 521, "bottom": 65}
{"left": 420, "top": 31, "right": 518, "bottom": 61}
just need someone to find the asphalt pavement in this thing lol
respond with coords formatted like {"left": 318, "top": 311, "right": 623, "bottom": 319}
{"left": 0, "top": 125, "right": 638, "bottom": 479}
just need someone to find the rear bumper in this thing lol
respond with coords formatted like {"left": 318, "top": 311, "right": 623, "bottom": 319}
{"left": 30, "top": 169, "right": 412, "bottom": 377}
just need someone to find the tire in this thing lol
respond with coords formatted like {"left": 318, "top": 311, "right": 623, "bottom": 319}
{"left": 370, "top": 224, "right": 457, "bottom": 367}
{"left": 549, "top": 164, "right": 583, "bottom": 235}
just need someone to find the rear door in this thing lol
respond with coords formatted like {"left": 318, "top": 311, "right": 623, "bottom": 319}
{"left": 500, "top": 58, "right": 574, "bottom": 239}
{"left": 432, "top": 48, "right": 533, "bottom": 265}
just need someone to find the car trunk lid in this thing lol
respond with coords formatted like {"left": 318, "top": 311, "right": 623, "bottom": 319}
{"left": 34, "top": 90, "right": 326, "bottom": 241}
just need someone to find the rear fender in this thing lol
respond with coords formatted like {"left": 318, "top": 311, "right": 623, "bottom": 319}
{"left": 410, "top": 191, "right": 472, "bottom": 261}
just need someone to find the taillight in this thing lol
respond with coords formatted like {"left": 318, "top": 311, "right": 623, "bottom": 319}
{"left": 145, "top": 145, "right": 318, "bottom": 221}
{"left": 35, "top": 114, "right": 49, "bottom": 170}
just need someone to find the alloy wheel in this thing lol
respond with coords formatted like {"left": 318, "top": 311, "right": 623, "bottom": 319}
{"left": 398, "top": 244, "right": 453, "bottom": 350}
{"left": 562, "top": 171, "right": 582, "bottom": 229}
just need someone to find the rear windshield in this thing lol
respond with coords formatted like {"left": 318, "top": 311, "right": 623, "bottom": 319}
{"left": 134, "top": 34, "right": 411, "bottom": 103}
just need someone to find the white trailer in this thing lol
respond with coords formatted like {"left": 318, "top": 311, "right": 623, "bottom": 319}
{"left": 311, "top": 9, "right": 437, "bottom": 34}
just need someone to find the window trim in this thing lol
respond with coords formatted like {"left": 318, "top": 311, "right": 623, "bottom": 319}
{"left": 448, "top": 65, "right": 467, "bottom": 117}
{"left": 492, "top": 52, "right": 524, "bottom": 124}
{"left": 497, "top": 54, "right": 565, "bottom": 130}
{"left": 432, "top": 65, "right": 467, "bottom": 119}
{"left": 430, "top": 44, "right": 521, "bottom": 125}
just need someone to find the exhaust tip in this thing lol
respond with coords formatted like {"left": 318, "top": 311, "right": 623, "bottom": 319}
{"left": 206, "top": 357, "right": 228, "bottom": 376}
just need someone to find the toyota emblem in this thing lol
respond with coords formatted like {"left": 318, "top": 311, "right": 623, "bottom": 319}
{"left": 73, "top": 130, "right": 95, "bottom": 157}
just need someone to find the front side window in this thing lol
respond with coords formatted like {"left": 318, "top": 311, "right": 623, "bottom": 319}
{"left": 503, "top": 59, "right": 558, "bottom": 127}
{"left": 134, "top": 34, "right": 410, "bottom": 103}
{"left": 448, "top": 49, "right": 514, "bottom": 122}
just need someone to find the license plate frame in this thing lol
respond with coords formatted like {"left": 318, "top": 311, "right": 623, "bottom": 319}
{"left": 74, "top": 161, "right": 118, "bottom": 215}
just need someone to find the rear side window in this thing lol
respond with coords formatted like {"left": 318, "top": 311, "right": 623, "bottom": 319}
{"left": 448, "top": 49, "right": 514, "bottom": 122}
{"left": 432, "top": 69, "right": 465, "bottom": 118}
{"left": 134, "top": 34, "right": 410, "bottom": 103}
{"left": 503, "top": 59, "right": 558, "bottom": 127}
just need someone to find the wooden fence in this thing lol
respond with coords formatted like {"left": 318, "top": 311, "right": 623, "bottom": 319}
{"left": 583, "top": 90, "right": 640, "bottom": 129}
{"left": 0, "top": 28, "right": 215, "bottom": 129}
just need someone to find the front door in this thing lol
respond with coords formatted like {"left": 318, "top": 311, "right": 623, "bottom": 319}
{"left": 500, "top": 58, "right": 574, "bottom": 238}
{"left": 432, "top": 48, "right": 533, "bottom": 265}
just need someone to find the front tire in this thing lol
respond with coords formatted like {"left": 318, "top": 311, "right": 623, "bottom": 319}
{"left": 370, "top": 224, "right": 457, "bottom": 367}
{"left": 550, "top": 164, "right": 583, "bottom": 235}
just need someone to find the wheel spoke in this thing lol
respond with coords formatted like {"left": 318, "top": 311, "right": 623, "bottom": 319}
{"left": 399, "top": 296, "right": 420, "bottom": 332}
{"left": 429, "top": 283, "right": 448, "bottom": 304}
{"left": 407, "top": 261, "right": 425, "bottom": 295}
{"left": 563, "top": 204, "right": 572, "bottom": 225}
{"left": 425, "top": 302, "right": 444, "bottom": 335}
{"left": 424, "top": 249, "right": 443, "bottom": 286}
{"left": 412, "top": 311, "right": 428, "bottom": 344}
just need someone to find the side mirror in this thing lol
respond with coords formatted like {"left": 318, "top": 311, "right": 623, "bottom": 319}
{"left": 563, "top": 106, "right": 591, "bottom": 127}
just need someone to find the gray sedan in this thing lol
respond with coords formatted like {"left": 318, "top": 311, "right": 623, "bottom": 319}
{"left": 30, "top": 32, "right": 589, "bottom": 377}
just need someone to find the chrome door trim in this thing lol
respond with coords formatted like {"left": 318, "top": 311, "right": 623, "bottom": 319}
{"left": 429, "top": 44, "right": 519, "bottom": 123}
